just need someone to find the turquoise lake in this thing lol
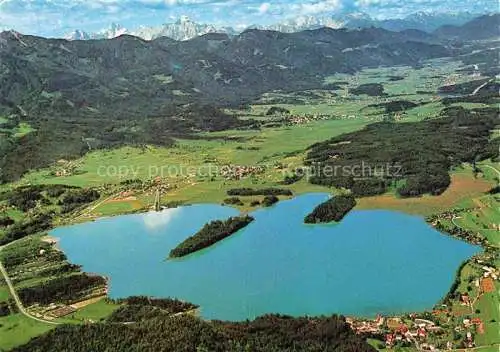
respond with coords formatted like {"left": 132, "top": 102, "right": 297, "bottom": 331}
{"left": 51, "top": 193, "right": 479, "bottom": 321}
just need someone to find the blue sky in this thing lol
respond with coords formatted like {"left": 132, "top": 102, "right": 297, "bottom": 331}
{"left": 0, "top": 0, "right": 497, "bottom": 36}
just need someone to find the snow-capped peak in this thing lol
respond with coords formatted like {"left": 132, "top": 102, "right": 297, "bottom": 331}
{"left": 64, "top": 10, "right": 484, "bottom": 42}
{"left": 178, "top": 15, "right": 191, "bottom": 24}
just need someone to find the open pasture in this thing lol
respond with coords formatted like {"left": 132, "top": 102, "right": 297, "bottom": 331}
{"left": 356, "top": 169, "right": 495, "bottom": 216}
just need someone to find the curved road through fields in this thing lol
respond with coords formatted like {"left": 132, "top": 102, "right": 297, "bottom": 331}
{"left": 0, "top": 243, "right": 60, "bottom": 325}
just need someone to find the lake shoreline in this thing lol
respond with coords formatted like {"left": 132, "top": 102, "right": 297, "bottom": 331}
{"left": 51, "top": 193, "right": 480, "bottom": 322}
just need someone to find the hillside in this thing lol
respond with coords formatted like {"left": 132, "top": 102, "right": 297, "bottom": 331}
{"left": 0, "top": 27, "right": 449, "bottom": 111}
{"left": 0, "top": 26, "right": 454, "bottom": 182}
{"left": 434, "top": 13, "right": 500, "bottom": 40}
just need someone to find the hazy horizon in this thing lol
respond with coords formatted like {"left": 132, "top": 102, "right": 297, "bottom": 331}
{"left": 0, "top": 0, "right": 498, "bottom": 38}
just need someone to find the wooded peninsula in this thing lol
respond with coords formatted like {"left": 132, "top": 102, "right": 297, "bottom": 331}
{"left": 304, "top": 195, "right": 357, "bottom": 224}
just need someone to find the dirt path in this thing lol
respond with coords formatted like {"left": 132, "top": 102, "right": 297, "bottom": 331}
{"left": 450, "top": 343, "right": 500, "bottom": 351}
{"left": 74, "top": 192, "right": 121, "bottom": 221}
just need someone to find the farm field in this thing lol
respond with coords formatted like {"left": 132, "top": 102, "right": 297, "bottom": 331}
{"left": 356, "top": 165, "right": 496, "bottom": 216}
{"left": 69, "top": 299, "right": 120, "bottom": 323}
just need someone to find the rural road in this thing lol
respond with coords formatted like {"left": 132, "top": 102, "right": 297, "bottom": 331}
{"left": 483, "top": 165, "right": 500, "bottom": 180}
{"left": 471, "top": 78, "right": 493, "bottom": 96}
{"left": 0, "top": 243, "right": 60, "bottom": 325}
{"left": 74, "top": 192, "right": 120, "bottom": 221}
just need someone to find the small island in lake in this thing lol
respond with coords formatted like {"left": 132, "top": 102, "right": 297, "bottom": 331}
{"left": 304, "top": 194, "right": 356, "bottom": 224}
{"left": 169, "top": 215, "right": 255, "bottom": 258}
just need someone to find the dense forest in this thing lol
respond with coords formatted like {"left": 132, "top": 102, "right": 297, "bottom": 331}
{"left": 17, "top": 274, "right": 106, "bottom": 306}
{"left": 106, "top": 305, "right": 174, "bottom": 323}
{"left": 59, "top": 189, "right": 100, "bottom": 214}
{"left": 281, "top": 172, "right": 304, "bottom": 185}
{"left": 266, "top": 106, "right": 291, "bottom": 115}
{"left": 304, "top": 195, "right": 357, "bottom": 224}
{"left": 0, "top": 301, "right": 10, "bottom": 317}
{"left": 368, "top": 100, "right": 419, "bottom": 113}
{"left": 169, "top": 215, "right": 254, "bottom": 258}
{"left": 15, "top": 313, "right": 376, "bottom": 352}
{"left": 223, "top": 197, "right": 244, "bottom": 206}
{"left": 0, "top": 185, "right": 100, "bottom": 245}
{"left": 349, "top": 83, "right": 386, "bottom": 96}
{"left": 0, "top": 299, "right": 16, "bottom": 317}
{"left": 262, "top": 195, "right": 280, "bottom": 207}
{"left": 0, "top": 184, "right": 97, "bottom": 214}
{"left": 227, "top": 188, "right": 293, "bottom": 196}
{"left": 111, "top": 296, "right": 199, "bottom": 313}
{"left": 306, "top": 107, "right": 499, "bottom": 197}
{"left": 442, "top": 81, "right": 500, "bottom": 105}
{"left": 0, "top": 213, "right": 54, "bottom": 246}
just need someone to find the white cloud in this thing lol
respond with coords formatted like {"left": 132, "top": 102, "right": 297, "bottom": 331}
{"left": 258, "top": 2, "right": 270, "bottom": 14}
{"left": 355, "top": 0, "right": 381, "bottom": 7}
{"left": 142, "top": 208, "right": 181, "bottom": 230}
{"left": 295, "top": 0, "right": 342, "bottom": 14}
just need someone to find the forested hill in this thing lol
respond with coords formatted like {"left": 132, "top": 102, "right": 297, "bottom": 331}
{"left": 433, "top": 14, "right": 500, "bottom": 40}
{"left": 305, "top": 107, "right": 500, "bottom": 197}
{"left": 14, "top": 313, "right": 376, "bottom": 352}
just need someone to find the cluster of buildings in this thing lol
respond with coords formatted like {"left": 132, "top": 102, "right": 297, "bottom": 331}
{"left": 28, "top": 302, "right": 77, "bottom": 320}
{"left": 346, "top": 315, "right": 384, "bottom": 334}
{"left": 458, "top": 318, "right": 482, "bottom": 348}
{"left": 384, "top": 318, "right": 441, "bottom": 349}
{"left": 283, "top": 112, "right": 363, "bottom": 126}
{"left": 53, "top": 159, "right": 81, "bottom": 177}
{"left": 150, "top": 178, "right": 174, "bottom": 193}
{"left": 284, "top": 113, "right": 332, "bottom": 125}
{"left": 220, "top": 164, "right": 266, "bottom": 180}
{"left": 347, "top": 314, "right": 451, "bottom": 350}
{"left": 480, "top": 265, "right": 499, "bottom": 280}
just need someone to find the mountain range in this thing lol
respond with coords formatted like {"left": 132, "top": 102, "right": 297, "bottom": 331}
{"left": 64, "top": 16, "right": 236, "bottom": 42}
{"left": 65, "top": 11, "right": 483, "bottom": 42}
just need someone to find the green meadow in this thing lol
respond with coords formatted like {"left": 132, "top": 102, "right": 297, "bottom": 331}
{"left": 0, "top": 314, "right": 54, "bottom": 351}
